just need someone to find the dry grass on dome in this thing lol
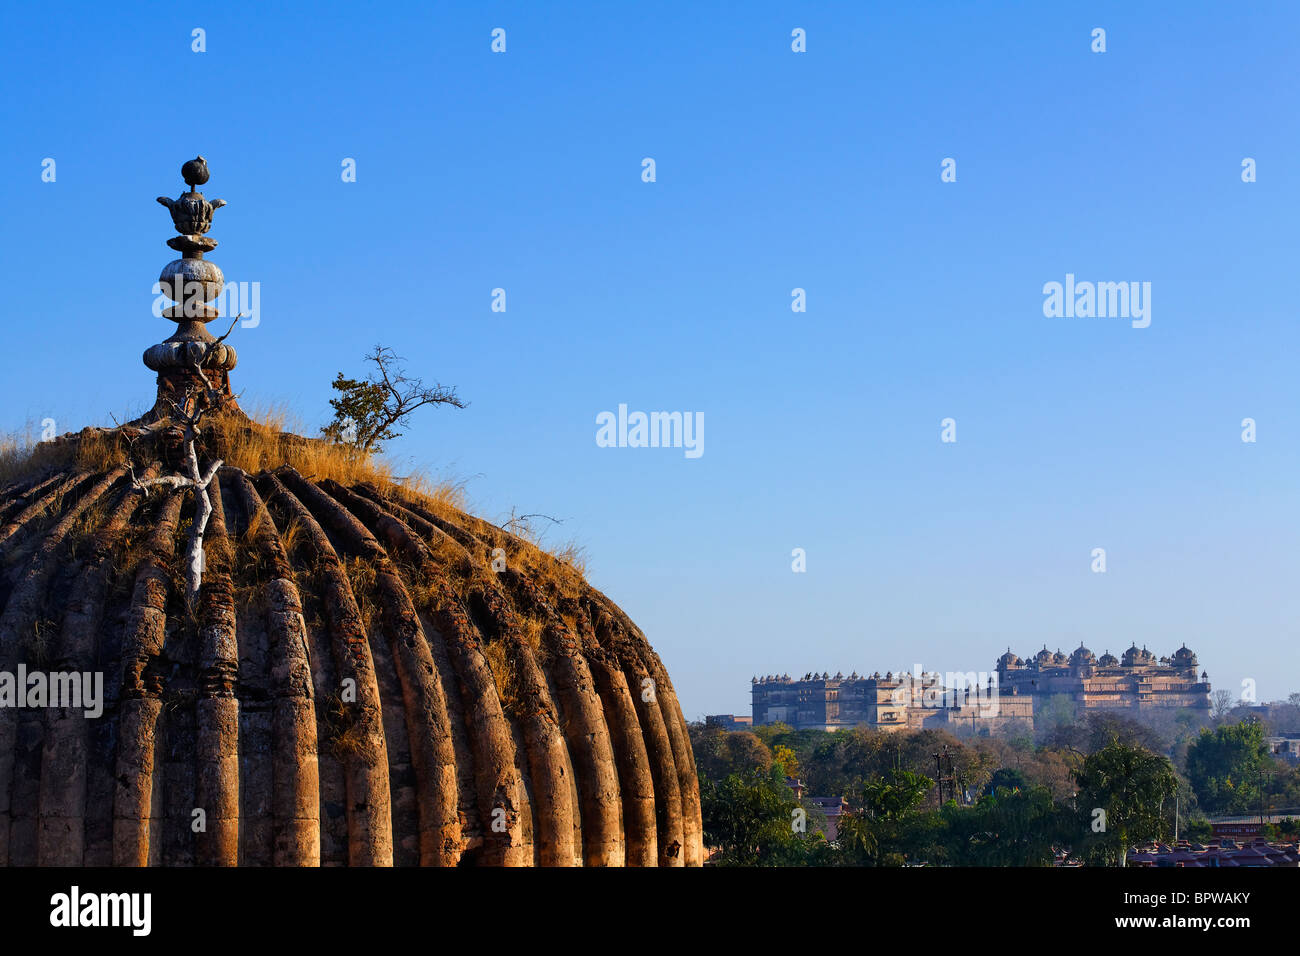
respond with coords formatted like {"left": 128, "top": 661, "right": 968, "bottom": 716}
{"left": 1, "top": 404, "right": 590, "bottom": 598}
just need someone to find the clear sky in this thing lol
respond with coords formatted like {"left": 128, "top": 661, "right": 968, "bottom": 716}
{"left": 1, "top": 1, "right": 1297, "bottom": 718}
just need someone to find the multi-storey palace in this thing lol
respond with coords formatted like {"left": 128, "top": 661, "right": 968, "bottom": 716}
{"left": 995, "top": 643, "right": 1211, "bottom": 714}
{"left": 748, "top": 644, "right": 1211, "bottom": 733}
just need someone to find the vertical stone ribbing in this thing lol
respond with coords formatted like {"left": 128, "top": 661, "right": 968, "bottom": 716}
{"left": 426, "top": 583, "right": 532, "bottom": 865}
{"left": 592, "top": 597, "right": 702, "bottom": 865}
{"left": 503, "top": 572, "right": 625, "bottom": 866}
{"left": 229, "top": 470, "right": 320, "bottom": 866}
{"left": 574, "top": 601, "right": 658, "bottom": 866}
{"left": 0, "top": 466, "right": 127, "bottom": 865}
{"left": 0, "top": 471, "right": 92, "bottom": 555}
{"left": 471, "top": 586, "right": 578, "bottom": 867}
{"left": 630, "top": 639, "right": 703, "bottom": 867}
{"left": 593, "top": 595, "right": 704, "bottom": 866}
{"left": 261, "top": 471, "right": 392, "bottom": 866}
{"left": 593, "top": 605, "right": 685, "bottom": 866}
{"left": 318, "top": 479, "right": 463, "bottom": 865}
{"left": 194, "top": 474, "right": 240, "bottom": 865}
{"left": 347, "top": 484, "right": 531, "bottom": 865}
{"left": 36, "top": 471, "right": 155, "bottom": 864}
{"left": 113, "top": 490, "right": 183, "bottom": 866}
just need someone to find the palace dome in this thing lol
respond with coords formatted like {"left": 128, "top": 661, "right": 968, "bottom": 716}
{"left": 1098, "top": 651, "right": 1119, "bottom": 666}
{"left": 1122, "top": 644, "right": 1155, "bottom": 667}
{"left": 1034, "top": 647, "right": 1054, "bottom": 666}
{"left": 0, "top": 160, "right": 701, "bottom": 868}
{"left": 1172, "top": 644, "right": 1198, "bottom": 667}
{"left": 1069, "top": 644, "right": 1095, "bottom": 666}
{"left": 997, "top": 649, "right": 1021, "bottom": 668}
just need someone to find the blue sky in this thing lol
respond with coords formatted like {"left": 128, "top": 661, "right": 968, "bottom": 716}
{"left": 1, "top": 1, "right": 1297, "bottom": 717}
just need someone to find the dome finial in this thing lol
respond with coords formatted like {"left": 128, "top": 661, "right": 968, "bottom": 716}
{"left": 144, "top": 156, "right": 240, "bottom": 419}
{"left": 182, "top": 155, "right": 210, "bottom": 187}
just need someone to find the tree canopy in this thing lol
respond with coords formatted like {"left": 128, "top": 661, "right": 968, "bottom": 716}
{"left": 1184, "top": 720, "right": 1271, "bottom": 815}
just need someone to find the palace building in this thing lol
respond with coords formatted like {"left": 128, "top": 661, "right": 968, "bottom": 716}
{"left": 750, "top": 670, "right": 1034, "bottom": 734}
{"left": 749, "top": 643, "right": 1211, "bottom": 733}
{"left": 995, "top": 643, "right": 1212, "bottom": 714}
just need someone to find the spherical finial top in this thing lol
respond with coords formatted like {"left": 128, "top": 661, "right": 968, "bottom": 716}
{"left": 182, "top": 156, "right": 210, "bottom": 188}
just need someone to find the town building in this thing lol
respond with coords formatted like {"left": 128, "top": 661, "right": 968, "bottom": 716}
{"left": 1127, "top": 838, "right": 1299, "bottom": 867}
{"left": 704, "top": 714, "right": 753, "bottom": 731}
{"left": 1269, "top": 733, "right": 1300, "bottom": 765}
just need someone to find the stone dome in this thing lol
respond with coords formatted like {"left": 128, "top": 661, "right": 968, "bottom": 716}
{"left": 997, "top": 649, "right": 1021, "bottom": 668}
{"left": 1098, "top": 651, "right": 1119, "bottom": 666}
{"left": 1034, "top": 646, "right": 1054, "bottom": 666}
{"left": 0, "top": 434, "right": 701, "bottom": 866}
{"left": 1069, "top": 644, "right": 1095, "bottom": 666}
{"left": 0, "top": 158, "right": 700, "bottom": 868}
{"left": 1172, "top": 644, "right": 1198, "bottom": 667}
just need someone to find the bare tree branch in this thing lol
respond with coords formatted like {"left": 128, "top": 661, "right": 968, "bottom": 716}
{"left": 501, "top": 511, "right": 564, "bottom": 533}
{"left": 130, "top": 381, "right": 225, "bottom": 610}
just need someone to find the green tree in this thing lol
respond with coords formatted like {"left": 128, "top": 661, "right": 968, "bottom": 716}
{"left": 1185, "top": 817, "right": 1214, "bottom": 843}
{"left": 700, "top": 767, "right": 824, "bottom": 865}
{"left": 1073, "top": 740, "right": 1178, "bottom": 866}
{"left": 984, "top": 766, "right": 1030, "bottom": 796}
{"left": 321, "top": 345, "right": 464, "bottom": 453}
{"left": 689, "top": 725, "right": 773, "bottom": 783}
{"left": 836, "top": 768, "right": 936, "bottom": 866}
{"left": 1035, "top": 693, "right": 1077, "bottom": 745}
{"left": 1184, "top": 721, "right": 1270, "bottom": 815}
{"left": 944, "top": 786, "right": 1064, "bottom": 866}
{"left": 772, "top": 744, "right": 800, "bottom": 778}
{"left": 862, "top": 768, "right": 932, "bottom": 821}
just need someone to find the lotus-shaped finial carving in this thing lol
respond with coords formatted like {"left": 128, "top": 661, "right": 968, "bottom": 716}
{"left": 157, "top": 192, "right": 226, "bottom": 236}
{"left": 157, "top": 156, "right": 226, "bottom": 235}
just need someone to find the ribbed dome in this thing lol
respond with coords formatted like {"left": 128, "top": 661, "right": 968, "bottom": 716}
{"left": 1122, "top": 644, "right": 1154, "bottom": 667}
{"left": 0, "top": 425, "right": 702, "bottom": 867}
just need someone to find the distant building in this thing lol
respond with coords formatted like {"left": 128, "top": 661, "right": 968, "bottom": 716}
{"left": 1269, "top": 733, "right": 1300, "bottom": 765}
{"left": 705, "top": 714, "right": 753, "bottom": 731}
{"left": 750, "top": 643, "right": 1212, "bottom": 733}
{"left": 806, "top": 795, "right": 850, "bottom": 842}
{"left": 1208, "top": 813, "right": 1300, "bottom": 842}
{"left": 750, "top": 670, "right": 1032, "bottom": 734}
{"left": 1128, "top": 838, "right": 1299, "bottom": 866}
{"left": 782, "top": 777, "right": 849, "bottom": 842}
{"left": 996, "top": 643, "right": 1211, "bottom": 715}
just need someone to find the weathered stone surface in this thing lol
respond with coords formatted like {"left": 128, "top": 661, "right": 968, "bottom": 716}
{"left": 0, "top": 455, "right": 701, "bottom": 866}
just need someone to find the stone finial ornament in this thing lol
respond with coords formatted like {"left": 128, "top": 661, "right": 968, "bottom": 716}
{"left": 144, "top": 156, "right": 239, "bottom": 416}
{"left": 182, "top": 155, "right": 211, "bottom": 186}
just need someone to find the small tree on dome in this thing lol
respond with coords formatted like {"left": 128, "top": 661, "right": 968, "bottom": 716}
{"left": 322, "top": 345, "right": 464, "bottom": 454}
